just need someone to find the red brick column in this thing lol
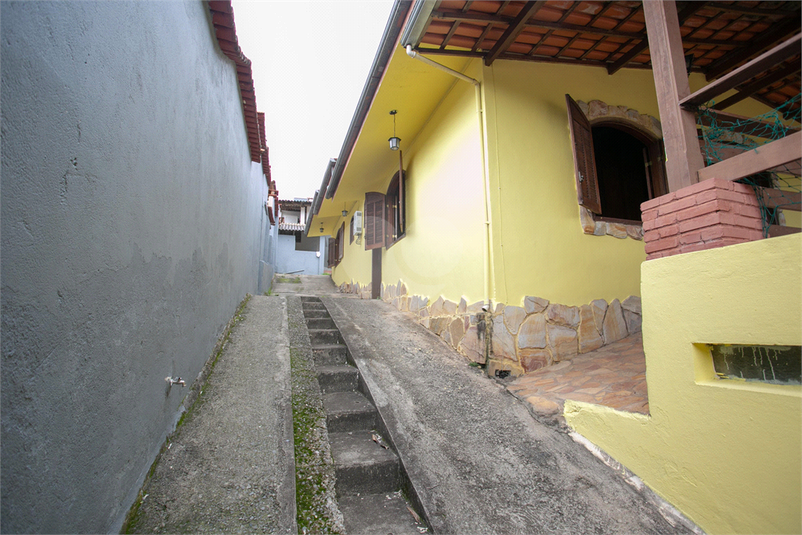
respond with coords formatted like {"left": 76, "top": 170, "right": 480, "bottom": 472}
{"left": 641, "top": 178, "right": 763, "bottom": 260}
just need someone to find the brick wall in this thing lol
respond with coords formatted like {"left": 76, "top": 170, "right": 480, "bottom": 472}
{"left": 641, "top": 178, "right": 763, "bottom": 260}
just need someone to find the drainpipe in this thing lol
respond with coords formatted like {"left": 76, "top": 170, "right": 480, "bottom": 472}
{"left": 405, "top": 45, "right": 495, "bottom": 313}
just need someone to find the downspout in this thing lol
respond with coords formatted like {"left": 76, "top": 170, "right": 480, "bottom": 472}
{"left": 405, "top": 45, "right": 495, "bottom": 313}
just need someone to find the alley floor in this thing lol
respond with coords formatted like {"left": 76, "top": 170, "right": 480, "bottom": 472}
{"left": 127, "top": 275, "right": 699, "bottom": 534}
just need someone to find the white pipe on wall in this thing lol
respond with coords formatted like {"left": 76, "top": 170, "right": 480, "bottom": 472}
{"left": 405, "top": 45, "right": 495, "bottom": 310}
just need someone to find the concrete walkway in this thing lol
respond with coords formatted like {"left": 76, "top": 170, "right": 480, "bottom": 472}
{"left": 271, "top": 274, "right": 346, "bottom": 297}
{"left": 128, "top": 276, "right": 698, "bottom": 534}
{"left": 126, "top": 296, "right": 296, "bottom": 534}
{"left": 324, "top": 297, "right": 697, "bottom": 534}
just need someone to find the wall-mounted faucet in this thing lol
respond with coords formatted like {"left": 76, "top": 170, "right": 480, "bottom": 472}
{"left": 165, "top": 376, "right": 185, "bottom": 387}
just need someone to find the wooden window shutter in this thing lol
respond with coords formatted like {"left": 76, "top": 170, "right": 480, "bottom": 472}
{"left": 349, "top": 214, "right": 355, "bottom": 244}
{"left": 566, "top": 94, "right": 602, "bottom": 214}
{"left": 385, "top": 192, "right": 393, "bottom": 247}
{"left": 337, "top": 223, "right": 344, "bottom": 262}
{"left": 364, "top": 191, "right": 385, "bottom": 250}
{"left": 327, "top": 237, "right": 336, "bottom": 267}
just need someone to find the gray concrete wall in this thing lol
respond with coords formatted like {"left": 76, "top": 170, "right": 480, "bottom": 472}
{"left": 258, "top": 216, "right": 276, "bottom": 294}
{"left": 1, "top": 2, "right": 269, "bottom": 532}
{"left": 276, "top": 235, "right": 327, "bottom": 275}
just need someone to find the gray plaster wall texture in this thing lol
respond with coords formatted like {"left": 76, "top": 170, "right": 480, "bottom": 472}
{"left": 276, "top": 234, "right": 326, "bottom": 275}
{"left": 1, "top": 1, "right": 270, "bottom": 532}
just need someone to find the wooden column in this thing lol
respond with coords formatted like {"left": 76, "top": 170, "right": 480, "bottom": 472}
{"left": 643, "top": 0, "right": 705, "bottom": 193}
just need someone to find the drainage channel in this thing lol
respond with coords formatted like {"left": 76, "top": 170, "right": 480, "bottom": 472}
{"left": 300, "top": 296, "right": 429, "bottom": 535}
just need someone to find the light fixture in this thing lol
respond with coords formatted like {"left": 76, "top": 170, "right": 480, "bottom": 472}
{"left": 388, "top": 110, "right": 400, "bottom": 151}
{"left": 342, "top": 203, "right": 348, "bottom": 218}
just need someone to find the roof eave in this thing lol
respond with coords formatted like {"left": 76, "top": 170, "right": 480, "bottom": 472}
{"left": 325, "top": 0, "right": 414, "bottom": 200}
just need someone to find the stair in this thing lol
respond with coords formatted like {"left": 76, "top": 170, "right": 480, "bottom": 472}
{"left": 300, "top": 296, "right": 425, "bottom": 535}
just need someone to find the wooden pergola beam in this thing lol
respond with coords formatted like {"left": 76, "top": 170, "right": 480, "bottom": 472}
{"left": 712, "top": 62, "right": 801, "bottom": 111}
{"left": 697, "top": 109, "right": 800, "bottom": 137}
{"left": 681, "top": 34, "right": 802, "bottom": 109}
{"left": 643, "top": 0, "right": 705, "bottom": 192}
{"left": 697, "top": 131, "right": 802, "bottom": 182}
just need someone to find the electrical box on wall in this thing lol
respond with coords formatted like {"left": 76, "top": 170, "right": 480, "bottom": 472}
{"left": 353, "top": 211, "right": 363, "bottom": 234}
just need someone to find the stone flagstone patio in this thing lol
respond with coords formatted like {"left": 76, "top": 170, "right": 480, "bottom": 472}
{"left": 506, "top": 333, "right": 648, "bottom": 423}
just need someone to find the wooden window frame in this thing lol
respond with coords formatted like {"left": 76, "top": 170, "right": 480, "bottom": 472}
{"left": 327, "top": 224, "right": 345, "bottom": 268}
{"left": 327, "top": 237, "right": 336, "bottom": 268}
{"left": 336, "top": 223, "right": 344, "bottom": 263}
{"left": 385, "top": 170, "right": 406, "bottom": 248}
{"left": 566, "top": 94, "right": 667, "bottom": 226}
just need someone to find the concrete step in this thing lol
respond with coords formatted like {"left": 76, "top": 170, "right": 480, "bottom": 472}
{"left": 308, "top": 328, "right": 342, "bottom": 345}
{"left": 338, "top": 493, "right": 423, "bottom": 535}
{"left": 311, "top": 344, "right": 348, "bottom": 366}
{"left": 317, "top": 364, "right": 359, "bottom": 394}
{"left": 302, "top": 309, "right": 330, "bottom": 319}
{"left": 329, "top": 431, "right": 400, "bottom": 496}
{"left": 300, "top": 296, "right": 321, "bottom": 304}
{"left": 306, "top": 317, "right": 337, "bottom": 330}
{"left": 302, "top": 301, "right": 326, "bottom": 311}
{"left": 323, "top": 391, "right": 378, "bottom": 433}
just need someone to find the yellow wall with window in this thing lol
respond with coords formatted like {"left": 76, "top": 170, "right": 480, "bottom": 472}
{"left": 331, "top": 70, "right": 486, "bottom": 304}
{"left": 481, "top": 60, "right": 779, "bottom": 308}
{"left": 331, "top": 200, "right": 371, "bottom": 289}
{"left": 565, "top": 234, "right": 802, "bottom": 535}
{"left": 482, "top": 61, "right": 661, "bottom": 307}
{"left": 330, "top": 52, "right": 784, "bottom": 311}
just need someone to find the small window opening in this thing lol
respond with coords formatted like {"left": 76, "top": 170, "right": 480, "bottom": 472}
{"left": 710, "top": 344, "right": 801, "bottom": 385}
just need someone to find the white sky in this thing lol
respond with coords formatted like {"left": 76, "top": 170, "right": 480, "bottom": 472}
{"left": 231, "top": 0, "right": 395, "bottom": 200}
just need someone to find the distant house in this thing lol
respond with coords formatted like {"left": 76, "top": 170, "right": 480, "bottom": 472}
{"left": 1, "top": 1, "right": 278, "bottom": 532}
{"left": 308, "top": 1, "right": 801, "bottom": 533}
{"left": 275, "top": 198, "right": 327, "bottom": 275}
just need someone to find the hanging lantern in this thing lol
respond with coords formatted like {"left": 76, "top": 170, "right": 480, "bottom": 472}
{"left": 388, "top": 110, "right": 400, "bottom": 151}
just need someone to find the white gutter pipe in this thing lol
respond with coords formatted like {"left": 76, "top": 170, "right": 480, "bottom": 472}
{"left": 405, "top": 45, "right": 495, "bottom": 310}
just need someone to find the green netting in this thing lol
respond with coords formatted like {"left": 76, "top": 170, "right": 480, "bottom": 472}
{"left": 697, "top": 93, "right": 801, "bottom": 238}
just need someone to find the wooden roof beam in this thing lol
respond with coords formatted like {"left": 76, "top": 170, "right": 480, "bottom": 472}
{"left": 704, "top": 2, "right": 801, "bottom": 18}
{"left": 712, "top": 61, "right": 801, "bottom": 111}
{"left": 556, "top": 2, "right": 612, "bottom": 59}
{"left": 485, "top": 1, "right": 546, "bottom": 66}
{"left": 704, "top": 17, "right": 800, "bottom": 81}
{"left": 608, "top": 2, "right": 704, "bottom": 75}
{"left": 440, "top": 20, "right": 461, "bottom": 49}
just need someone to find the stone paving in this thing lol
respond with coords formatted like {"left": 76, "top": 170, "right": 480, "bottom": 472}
{"left": 507, "top": 333, "right": 649, "bottom": 422}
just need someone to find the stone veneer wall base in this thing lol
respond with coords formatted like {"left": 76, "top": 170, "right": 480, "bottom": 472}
{"left": 339, "top": 279, "right": 642, "bottom": 377}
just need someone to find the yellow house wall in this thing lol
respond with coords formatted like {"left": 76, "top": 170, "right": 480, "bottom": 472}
{"left": 382, "top": 79, "right": 486, "bottom": 304}
{"left": 332, "top": 72, "right": 486, "bottom": 304}
{"left": 482, "top": 61, "right": 661, "bottom": 307}
{"left": 565, "top": 234, "right": 802, "bottom": 535}
{"left": 331, "top": 199, "right": 371, "bottom": 289}
{"left": 480, "top": 61, "right": 780, "bottom": 308}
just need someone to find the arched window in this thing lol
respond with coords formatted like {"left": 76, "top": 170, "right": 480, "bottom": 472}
{"left": 567, "top": 95, "right": 667, "bottom": 224}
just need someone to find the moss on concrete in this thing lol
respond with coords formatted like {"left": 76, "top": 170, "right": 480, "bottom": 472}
{"left": 287, "top": 298, "right": 344, "bottom": 535}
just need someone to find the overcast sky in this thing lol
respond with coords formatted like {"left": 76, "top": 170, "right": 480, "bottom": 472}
{"left": 231, "top": 0, "right": 394, "bottom": 200}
